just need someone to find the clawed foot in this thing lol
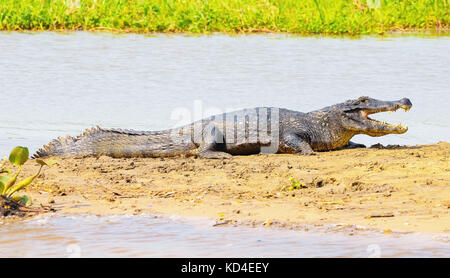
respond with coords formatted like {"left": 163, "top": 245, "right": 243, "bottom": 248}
{"left": 345, "top": 142, "right": 366, "bottom": 149}
{"left": 198, "top": 151, "right": 233, "bottom": 159}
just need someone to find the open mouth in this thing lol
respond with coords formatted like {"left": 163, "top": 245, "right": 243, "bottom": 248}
{"left": 360, "top": 104, "right": 412, "bottom": 130}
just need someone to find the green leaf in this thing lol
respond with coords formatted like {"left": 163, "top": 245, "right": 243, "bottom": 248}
{"left": 12, "top": 195, "right": 32, "bottom": 206}
{"left": 9, "top": 146, "right": 29, "bottom": 167}
{"left": 0, "top": 168, "right": 12, "bottom": 174}
{"left": 11, "top": 195, "right": 21, "bottom": 202}
{"left": 7, "top": 173, "right": 38, "bottom": 197}
{"left": 0, "top": 175, "right": 11, "bottom": 187}
{"left": 36, "top": 159, "right": 57, "bottom": 167}
{"left": 22, "top": 195, "right": 32, "bottom": 206}
{"left": 3, "top": 173, "right": 19, "bottom": 195}
{"left": 0, "top": 178, "right": 6, "bottom": 194}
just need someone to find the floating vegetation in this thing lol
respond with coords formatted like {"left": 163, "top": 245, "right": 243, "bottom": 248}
{"left": 0, "top": 0, "right": 448, "bottom": 35}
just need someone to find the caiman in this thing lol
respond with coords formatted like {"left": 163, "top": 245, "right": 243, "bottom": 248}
{"left": 33, "top": 97, "right": 412, "bottom": 159}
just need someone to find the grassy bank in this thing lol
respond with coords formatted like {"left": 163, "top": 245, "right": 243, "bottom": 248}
{"left": 0, "top": 0, "right": 448, "bottom": 35}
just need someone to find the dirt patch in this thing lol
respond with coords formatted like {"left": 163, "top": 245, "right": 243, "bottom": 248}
{"left": 0, "top": 196, "right": 26, "bottom": 217}
{"left": 16, "top": 142, "right": 450, "bottom": 233}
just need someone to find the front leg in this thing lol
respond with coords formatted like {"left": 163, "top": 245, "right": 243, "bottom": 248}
{"left": 196, "top": 124, "right": 232, "bottom": 159}
{"left": 280, "top": 132, "right": 314, "bottom": 155}
{"left": 197, "top": 143, "right": 232, "bottom": 159}
{"left": 340, "top": 141, "right": 366, "bottom": 150}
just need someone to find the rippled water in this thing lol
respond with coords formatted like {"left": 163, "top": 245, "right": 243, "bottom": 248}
{"left": 0, "top": 214, "right": 448, "bottom": 258}
{"left": 0, "top": 32, "right": 449, "bottom": 155}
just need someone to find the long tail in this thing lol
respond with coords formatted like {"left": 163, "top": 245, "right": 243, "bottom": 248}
{"left": 32, "top": 126, "right": 156, "bottom": 158}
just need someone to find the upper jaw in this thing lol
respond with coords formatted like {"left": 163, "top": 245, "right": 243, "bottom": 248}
{"left": 358, "top": 99, "right": 412, "bottom": 134}
{"left": 360, "top": 102, "right": 412, "bottom": 116}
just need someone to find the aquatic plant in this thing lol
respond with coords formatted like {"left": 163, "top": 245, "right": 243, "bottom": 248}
{"left": 0, "top": 156, "right": 8, "bottom": 174}
{"left": 0, "top": 146, "right": 54, "bottom": 206}
{"left": 0, "top": 0, "right": 447, "bottom": 35}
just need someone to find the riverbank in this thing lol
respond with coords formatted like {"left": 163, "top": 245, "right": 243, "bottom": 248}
{"left": 0, "top": 0, "right": 448, "bottom": 35}
{"left": 14, "top": 142, "right": 449, "bottom": 234}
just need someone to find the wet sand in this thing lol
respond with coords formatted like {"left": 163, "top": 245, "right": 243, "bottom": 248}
{"left": 17, "top": 142, "right": 450, "bottom": 234}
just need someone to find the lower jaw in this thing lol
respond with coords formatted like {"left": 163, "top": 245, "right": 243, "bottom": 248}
{"left": 365, "top": 129, "right": 407, "bottom": 137}
{"left": 368, "top": 120, "right": 408, "bottom": 134}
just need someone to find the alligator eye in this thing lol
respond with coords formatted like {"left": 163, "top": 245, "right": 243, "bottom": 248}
{"left": 358, "top": 97, "right": 368, "bottom": 103}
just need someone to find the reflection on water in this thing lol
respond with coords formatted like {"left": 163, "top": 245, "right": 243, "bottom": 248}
{"left": 0, "top": 32, "right": 449, "bottom": 155}
{"left": 0, "top": 214, "right": 448, "bottom": 258}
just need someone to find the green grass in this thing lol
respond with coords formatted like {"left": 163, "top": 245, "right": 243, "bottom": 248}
{"left": 0, "top": 0, "right": 448, "bottom": 35}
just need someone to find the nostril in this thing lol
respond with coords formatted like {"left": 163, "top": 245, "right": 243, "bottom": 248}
{"left": 400, "top": 98, "right": 412, "bottom": 106}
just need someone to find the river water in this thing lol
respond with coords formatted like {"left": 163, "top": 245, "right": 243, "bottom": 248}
{"left": 0, "top": 32, "right": 449, "bottom": 257}
{"left": 0, "top": 32, "right": 449, "bottom": 155}
{"left": 0, "top": 214, "right": 448, "bottom": 258}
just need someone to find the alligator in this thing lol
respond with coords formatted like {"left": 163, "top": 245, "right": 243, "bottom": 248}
{"left": 33, "top": 96, "right": 412, "bottom": 159}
